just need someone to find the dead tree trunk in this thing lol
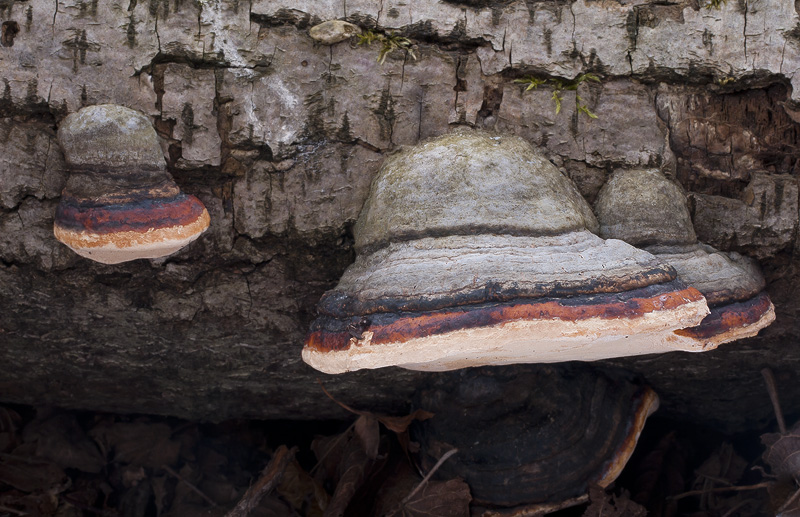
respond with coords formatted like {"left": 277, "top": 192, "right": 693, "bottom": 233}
{"left": 1, "top": 0, "right": 799, "bottom": 431}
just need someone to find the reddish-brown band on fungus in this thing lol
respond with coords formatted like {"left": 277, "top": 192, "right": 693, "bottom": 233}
{"left": 674, "top": 291, "right": 773, "bottom": 340}
{"left": 306, "top": 282, "right": 705, "bottom": 353}
{"left": 595, "top": 385, "right": 659, "bottom": 487}
{"left": 54, "top": 193, "right": 207, "bottom": 235}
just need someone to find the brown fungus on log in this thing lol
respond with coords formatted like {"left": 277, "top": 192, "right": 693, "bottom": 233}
{"left": 53, "top": 104, "right": 210, "bottom": 265}
{"left": 409, "top": 364, "right": 659, "bottom": 510}
{"left": 594, "top": 168, "right": 775, "bottom": 349}
{"left": 302, "top": 130, "right": 710, "bottom": 374}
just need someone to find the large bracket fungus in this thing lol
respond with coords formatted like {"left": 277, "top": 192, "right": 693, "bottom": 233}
{"left": 594, "top": 169, "right": 775, "bottom": 348}
{"left": 410, "top": 364, "right": 658, "bottom": 511}
{"left": 303, "top": 130, "right": 711, "bottom": 373}
{"left": 53, "top": 104, "right": 210, "bottom": 265}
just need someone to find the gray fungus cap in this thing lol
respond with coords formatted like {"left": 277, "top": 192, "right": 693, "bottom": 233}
{"left": 594, "top": 168, "right": 774, "bottom": 348}
{"left": 595, "top": 168, "right": 696, "bottom": 246}
{"left": 354, "top": 130, "right": 600, "bottom": 253}
{"left": 58, "top": 104, "right": 165, "bottom": 169}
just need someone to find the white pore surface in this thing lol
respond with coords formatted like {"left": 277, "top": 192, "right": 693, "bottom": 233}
{"left": 67, "top": 230, "right": 205, "bottom": 264}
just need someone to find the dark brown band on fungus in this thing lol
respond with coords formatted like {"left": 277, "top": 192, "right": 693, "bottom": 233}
{"left": 674, "top": 291, "right": 773, "bottom": 340}
{"left": 307, "top": 281, "right": 705, "bottom": 353}
{"left": 62, "top": 165, "right": 173, "bottom": 197}
{"left": 317, "top": 265, "right": 678, "bottom": 318}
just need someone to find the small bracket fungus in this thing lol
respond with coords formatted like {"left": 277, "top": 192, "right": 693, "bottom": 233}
{"left": 53, "top": 104, "right": 210, "bottom": 264}
{"left": 303, "top": 131, "right": 711, "bottom": 373}
{"left": 410, "top": 365, "right": 659, "bottom": 510}
{"left": 594, "top": 168, "right": 775, "bottom": 349}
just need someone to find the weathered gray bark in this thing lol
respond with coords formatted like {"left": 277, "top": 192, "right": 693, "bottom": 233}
{"left": 2, "top": 0, "right": 800, "bottom": 431}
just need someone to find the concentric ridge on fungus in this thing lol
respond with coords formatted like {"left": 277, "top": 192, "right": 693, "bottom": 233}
{"left": 53, "top": 104, "right": 210, "bottom": 264}
{"left": 410, "top": 365, "right": 658, "bottom": 509}
{"left": 302, "top": 130, "right": 712, "bottom": 373}
{"left": 594, "top": 168, "right": 775, "bottom": 349}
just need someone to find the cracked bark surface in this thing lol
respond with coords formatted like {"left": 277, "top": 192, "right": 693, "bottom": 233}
{"left": 2, "top": 0, "right": 800, "bottom": 431}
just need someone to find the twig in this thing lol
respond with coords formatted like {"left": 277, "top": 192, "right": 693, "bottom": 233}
{"left": 762, "top": 368, "right": 787, "bottom": 434}
{"left": 402, "top": 449, "right": 458, "bottom": 505}
{"left": 721, "top": 499, "right": 753, "bottom": 517}
{"left": 318, "top": 379, "right": 363, "bottom": 416}
{"left": 162, "top": 464, "right": 219, "bottom": 508}
{"left": 386, "top": 449, "right": 459, "bottom": 517}
{"left": 0, "top": 505, "right": 27, "bottom": 516}
{"left": 777, "top": 485, "right": 800, "bottom": 514}
{"left": 309, "top": 419, "right": 357, "bottom": 476}
{"left": 669, "top": 481, "right": 772, "bottom": 501}
{"left": 225, "top": 445, "right": 297, "bottom": 517}
{"left": 698, "top": 474, "right": 735, "bottom": 486}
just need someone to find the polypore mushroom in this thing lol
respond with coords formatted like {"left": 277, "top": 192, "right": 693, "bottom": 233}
{"left": 303, "top": 130, "right": 710, "bottom": 374}
{"left": 410, "top": 364, "right": 658, "bottom": 511}
{"left": 53, "top": 104, "right": 210, "bottom": 264}
{"left": 594, "top": 168, "right": 775, "bottom": 349}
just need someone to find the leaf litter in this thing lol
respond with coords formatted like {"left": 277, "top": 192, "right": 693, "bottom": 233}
{"left": 2, "top": 371, "right": 800, "bottom": 516}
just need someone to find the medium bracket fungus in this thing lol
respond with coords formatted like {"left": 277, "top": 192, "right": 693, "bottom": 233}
{"left": 303, "top": 130, "right": 711, "bottom": 373}
{"left": 410, "top": 365, "right": 658, "bottom": 511}
{"left": 594, "top": 168, "right": 775, "bottom": 349}
{"left": 53, "top": 104, "right": 210, "bottom": 264}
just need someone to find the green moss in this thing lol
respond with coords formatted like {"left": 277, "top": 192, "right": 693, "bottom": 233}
{"left": 355, "top": 30, "right": 416, "bottom": 65}
{"left": 513, "top": 73, "right": 601, "bottom": 119}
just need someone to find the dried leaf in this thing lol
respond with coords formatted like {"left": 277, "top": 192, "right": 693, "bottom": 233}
{"left": 582, "top": 485, "right": 646, "bottom": 517}
{"left": 276, "top": 459, "right": 329, "bottom": 517}
{"left": 90, "top": 421, "right": 180, "bottom": 468}
{"left": 694, "top": 442, "right": 747, "bottom": 487}
{"left": 764, "top": 462, "right": 800, "bottom": 515}
{"left": 199, "top": 478, "right": 239, "bottom": 506}
{"left": 322, "top": 437, "right": 373, "bottom": 517}
{"left": 313, "top": 382, "right": 438, "bottom": 516}
{"left": 151, "top": 475, "right": 170, "bottom": 517}
{"left": 323, "top": 442, "right": 372, "bottom": 517}
{"left": 395, "top": 478, "right": 471, "bottom": 517}
{"left": 762, "top": 423, "right": 800, "bottom": 480}
{"left": 118, "top": 478, "right": 153, "bottom": 517}
{"left": 61, "top": 481, "right": 102, "bottom": 516}
{"left": 225, "top": 445, "right": 295, "bottom": 517}
{"left": 0, "top": 454, "right": 68, "bottom": 492}
{"left": 311, "top": 431, "right": 349, "bottom": 483}
{"left": 355, "top": 415, "right": 380, "bottom": 460}
{"left": 772, "top": 483, "right": 800, "bottom": 517}
{"left": 690, "top": 442, "right": 750, "bottom": 512}
{"left": 23, "top": 411, "right": 105, "bottom": 474}
{"left": 318, "top": 382, "right": 433, "bottom": 435}
{"left": 630, "top": 431, "right": 686, "bottom": 515}
{"left": 376, "top": 411, "right": 434, "bottom": 435}
{"left": 171, "top": 463, "right": 206, "bottom": 507}
{"left": 18, "top": 491, "right": 61, "bottom": 516}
